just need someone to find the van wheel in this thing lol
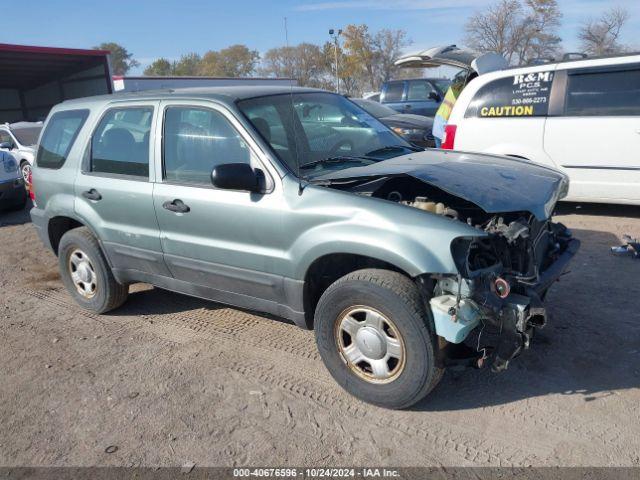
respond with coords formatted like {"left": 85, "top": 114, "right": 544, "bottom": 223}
{"left": 58, "top": 227, "right": 128, "bottom": 313}
{"left": 314, "top": 269, "right": 443, "bottom": 409}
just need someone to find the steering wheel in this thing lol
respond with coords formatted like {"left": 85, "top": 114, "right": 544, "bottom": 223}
{"left": 328, "top": 139, "right": 354, "bottom": 156}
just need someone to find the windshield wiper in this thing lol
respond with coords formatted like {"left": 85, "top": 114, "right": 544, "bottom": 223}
{"left": 365, "top": 144, "right": 423, "bottom": 156}
{"left": 299, "top": 156, "right": 375, "bottom": 170}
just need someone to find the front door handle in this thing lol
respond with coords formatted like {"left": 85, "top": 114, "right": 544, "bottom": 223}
{"left": 162, "top": 199, "right": 190, "bottom": 213}
{"left": 82, "top": 188, "right": 102, "bottom": 201}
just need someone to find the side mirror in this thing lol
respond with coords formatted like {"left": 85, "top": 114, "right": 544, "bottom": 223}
{"left": 0, "top": 142, "right": 12, "bottom": 150}
{"left": 211, "top": 163, "right": 262, "bottom": 193}
{"left": 428, "top": 92, "right": 441, "bottom": 102}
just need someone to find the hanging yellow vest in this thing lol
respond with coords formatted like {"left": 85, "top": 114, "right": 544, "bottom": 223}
{"left": 432, "top": 86, "right": 459, "bottom": 140}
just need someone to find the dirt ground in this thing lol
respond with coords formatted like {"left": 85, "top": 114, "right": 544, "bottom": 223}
{"left": 1, "top": 201, "right": 639, "bottom": 468}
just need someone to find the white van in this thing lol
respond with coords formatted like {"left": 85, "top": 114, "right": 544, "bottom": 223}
{"left": 440, "top": 53, "right": 640, "bottom": 205}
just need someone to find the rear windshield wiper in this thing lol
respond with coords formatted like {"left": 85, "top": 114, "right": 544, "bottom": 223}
{"left": 299, "top": 156, "right": 376, "bottom": 170}
{"left": 365, "top": 144, "right": 423, "bottom": 156}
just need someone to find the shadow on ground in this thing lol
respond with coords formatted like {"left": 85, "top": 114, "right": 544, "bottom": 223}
{"left": 0, "top": 199, "right": 32, "bottom": 227}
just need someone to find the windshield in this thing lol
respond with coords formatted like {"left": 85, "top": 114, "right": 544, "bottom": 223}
{"left": 352, "top": 99, "right": 399, "bottom": 118}
{"left": 237, "top": 92, "right": 413, "bottom": 177}
{"left": 12, "top": 126, "right": 42, "bottom": 146}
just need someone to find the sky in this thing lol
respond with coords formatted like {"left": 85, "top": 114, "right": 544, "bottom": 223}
{"left": 1, "top": 0, "right": 639, "bottom": 75}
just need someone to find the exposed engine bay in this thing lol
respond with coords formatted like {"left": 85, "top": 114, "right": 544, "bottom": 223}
{"left": 330, "top": 174, "right": 580, "bottom": 372}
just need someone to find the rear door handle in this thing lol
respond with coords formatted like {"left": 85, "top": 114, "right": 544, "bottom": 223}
{"left": 162, "top": 199, "right": 190, "bottom": 213}
{"left": 82, "top": 189, "right": 102, "bottom": 201}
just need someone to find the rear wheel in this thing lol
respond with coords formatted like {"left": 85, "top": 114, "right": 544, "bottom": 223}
{"left": 58, "top": 227, "right": 128, "bottom": 313}
{"left": 314, "top": 269, "right": 443, "bottom": 409}
{"left": 20, "top": 161, "right": 31, "bottom": 185}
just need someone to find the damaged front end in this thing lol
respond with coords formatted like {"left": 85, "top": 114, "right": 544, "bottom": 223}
{"left": 433, "top": 215, "right": 579, "bottom": 372}
{"left": 317, "top": 150, "right": 580, "bottom": 372}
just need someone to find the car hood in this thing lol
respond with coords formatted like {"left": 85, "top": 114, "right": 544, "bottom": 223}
{"left": 381, "top": 114, "right": 433, "bottom": 129}
{"left": 312, "top": 150, "right": 569, "bottom": 220}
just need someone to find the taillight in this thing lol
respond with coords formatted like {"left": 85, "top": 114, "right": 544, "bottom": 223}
{"left": 441, "top": 124, "right": 457, "bottom": 150}
{"left": 28, "top": 170, "right": 35, "bottom": 204}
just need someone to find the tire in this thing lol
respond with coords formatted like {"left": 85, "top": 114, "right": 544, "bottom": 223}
{"left": 314, "top": 268, "right": 444, "bottom": 409}
{"left": 20, "top": 161, "right": 31, "bottom": 185}
{"left": 58, "top": 227, "right": 128, "bottom": 313}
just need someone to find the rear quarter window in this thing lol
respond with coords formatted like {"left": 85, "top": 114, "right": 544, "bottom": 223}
{"left": 382, "top": 82, "right": 404, "bottom": 102}
{"left": 465, "top": 71, "right": 554, "bottom": 118}
{"left": 37, "top": 109, "right": 89, "bottom": 169}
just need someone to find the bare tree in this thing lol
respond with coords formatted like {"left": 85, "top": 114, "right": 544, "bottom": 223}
{"left": 464, "top": 0, "right": 562, "bottom": 65}
{"left": 579, "top": 6, "right": 629, "bottom": 56}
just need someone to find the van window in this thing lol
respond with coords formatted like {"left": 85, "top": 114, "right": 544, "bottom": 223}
{"left": 407, "top": 80, "right": 437, "bottom": 101}
{"left": 37, "top": 110, "right": 89, "bottom": 169}
{"left": 465, "top": 72, "right": 554, "bottom": 118}
{"left": 90, "top": 107, "right": 153, "bottom": 178}
{"left": 383, "top": 82, "right": 404, "bottom": 102}
{"left": 565, "top": 68, "right": 640, "bottom": 116}
{"left": 163, "top": 106, "right": 252, "bottom": 185}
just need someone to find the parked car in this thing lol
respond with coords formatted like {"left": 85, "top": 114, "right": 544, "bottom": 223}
{"left": 0, "top": 150, "right": 27, "bottom": 211}
{"left": 352, "top": 98, "right": 435, "bottom": 147}
{"left": 379, "top": 78, "right": 447, "bottom": 117}
{"left": 0, "top": 122, "right": 43, "bottom": 184}
{"left": 30, "top": 87, "right": 578, "bottom": 409}
{"left": 433, "top": 51, "right": 640, "bottom": 205}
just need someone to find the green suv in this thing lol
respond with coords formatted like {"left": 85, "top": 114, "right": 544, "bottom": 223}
{"left": 30, "top": 87, "right": 579, "bottom": 409}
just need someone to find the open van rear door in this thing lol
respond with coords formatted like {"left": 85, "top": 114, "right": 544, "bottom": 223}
{"left": 395, "top": 45, "right": 507, "bottom": 74}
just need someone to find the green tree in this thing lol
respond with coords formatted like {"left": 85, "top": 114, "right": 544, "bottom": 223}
{"left": 172, "top": 53, "right": 202, "bottom": 76}
{"left": 94, "top": 42, "right": 140, "bottom": 75}
{"left": 143, "top": 58, "right": 174, "bottom": 76}
{"left": 199, "top": 45, "right": 259, "bottom": 77}
{"left": 261, "top": 43, "right": 329, "bottom": 88}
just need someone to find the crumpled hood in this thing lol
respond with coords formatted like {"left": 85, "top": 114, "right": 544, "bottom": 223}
{"left": 313, "top": 150, "right": 569, "bottom": 220}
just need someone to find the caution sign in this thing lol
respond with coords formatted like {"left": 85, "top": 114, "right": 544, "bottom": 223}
{"left": 465, "top": 71, "right": 554, "bottom": 118}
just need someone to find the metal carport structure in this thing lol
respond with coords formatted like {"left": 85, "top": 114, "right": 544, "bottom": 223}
{"left": 0, "top": 43, "right": 112, "bottom": 123}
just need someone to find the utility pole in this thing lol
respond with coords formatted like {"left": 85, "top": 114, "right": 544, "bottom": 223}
{"left": 329, "top": 28, "right": 342, "bottom": 93}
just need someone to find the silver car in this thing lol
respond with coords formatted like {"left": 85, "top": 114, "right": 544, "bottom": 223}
{"left": 0, "top": 121, "right": 43, "bottom": 183}
{"left": 30, "top": 87, "right": 579, "bottom": 409}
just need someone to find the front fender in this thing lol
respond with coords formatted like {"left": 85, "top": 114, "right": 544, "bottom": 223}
{"left": 288, "top": 184, "right": 485, "bottom": 279}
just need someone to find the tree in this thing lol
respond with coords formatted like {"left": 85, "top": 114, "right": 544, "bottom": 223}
{"left": 95, "top": 42, "right": 139, "bottom": 75}
{"left": 172, "top": 53, "right": 202, "bottom": 76}
{"left": 261, "top": 43, "right": 330, "bottom": 88}
{"left": 464, "top": 0, "right": 562, "bottom": 65}
{"left": 340, "top": 24, "right": 410, "bottom": 92}
{"left": 199, "top": 44, "right": 260, "bottom": 77}
{"left": 578, "top": 7, "right": 629, "bottom": 56}
{"left": 143, "top": 58, "right": 173, "bottom": 76}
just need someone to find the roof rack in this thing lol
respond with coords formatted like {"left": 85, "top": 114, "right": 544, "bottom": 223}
{"left": 562, "top": 52, "right": 588, "bottom": 61}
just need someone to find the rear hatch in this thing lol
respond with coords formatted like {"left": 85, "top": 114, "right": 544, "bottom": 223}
{"left": 395, "top": 45, "right": 508, "bottom": 74}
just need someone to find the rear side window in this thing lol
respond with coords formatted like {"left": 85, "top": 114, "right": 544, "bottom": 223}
{"left": 37, "top": 110, "right": 89, "bottom": 169}
{"left": 163, "top": 106, "right": 252, "bottom": 185}
{"left": 90, "top": 107, "right": 153, "bottom": 178}
{"left": 465, "top": 71, "right": 554, "bottom": 118}
{"left": 565, "top": 68, "right": 640, "bottom": 116}
{"left": 383, "top": 82, "right": 404, "bottom": 102}
{"left": 407, "top": 80, "right": 437, "bottom": 101}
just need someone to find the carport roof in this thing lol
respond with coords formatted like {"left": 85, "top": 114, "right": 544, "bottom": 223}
{"left": 0, "top": 43, "right": 111, "bottom": 90}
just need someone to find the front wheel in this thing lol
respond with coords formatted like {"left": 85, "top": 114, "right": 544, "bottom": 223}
{"left": 314, "top": 269, "right": 443, "bottom": 409}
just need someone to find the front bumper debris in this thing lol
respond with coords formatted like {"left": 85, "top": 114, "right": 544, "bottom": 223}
{"left": 432, "top": 238, "right": 580, "bottom": 372}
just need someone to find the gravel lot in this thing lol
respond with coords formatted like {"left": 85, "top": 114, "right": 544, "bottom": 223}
{"left": 1, "top": 201, "right": 639, "bottom": 468}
